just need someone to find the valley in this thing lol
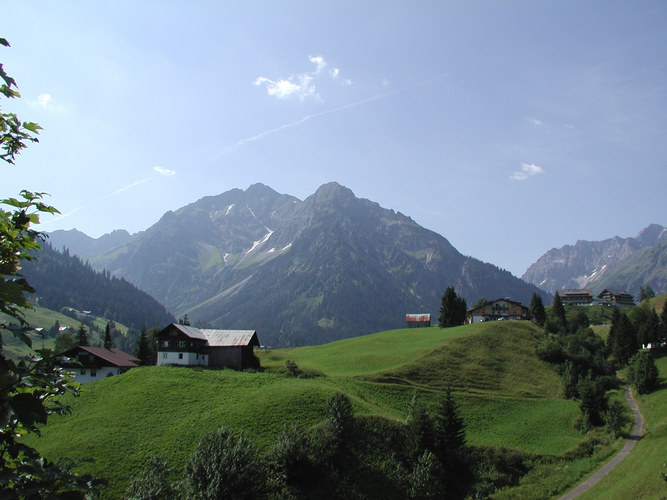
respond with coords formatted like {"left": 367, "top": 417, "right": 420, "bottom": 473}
{"left": 23, "top": 320, "right": 667, "bottom": 499}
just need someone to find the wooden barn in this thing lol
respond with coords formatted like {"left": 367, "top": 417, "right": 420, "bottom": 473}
{"left": 156, "top": 323, "right": 260, "bottom": 370}
{"left": 406, "top": 313, "right": 431, "bottom": 328}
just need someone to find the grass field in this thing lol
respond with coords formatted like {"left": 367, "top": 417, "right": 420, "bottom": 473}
{"left": 23, "top": 321, "right": 631, "bottom": 499}
{"left": 577, "top": 352, "right": 667, "bottom": 500}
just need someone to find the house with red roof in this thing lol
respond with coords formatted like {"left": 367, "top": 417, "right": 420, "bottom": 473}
{"left": 60, "top": 346, "right": 139, "bottom": 384}
{"left": 155, "top": 323, "right": 260, "bottom": 370}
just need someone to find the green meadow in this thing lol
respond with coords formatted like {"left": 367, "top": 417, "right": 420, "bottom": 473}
{"left": 24, "top": 321, "right": 641, "bottom": 498}
{"left": 578, "top": 353, "right": 667, "bottom": 500}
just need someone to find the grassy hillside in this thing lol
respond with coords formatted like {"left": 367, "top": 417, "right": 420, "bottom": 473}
{"left": 25, "top": 321, "right": 622, "bottom": 498}
{"left": 578, "top": 352, "right": 667, "bottom": 500}
{"left": 1, "top": 305, "right": 129, "bottom": 359}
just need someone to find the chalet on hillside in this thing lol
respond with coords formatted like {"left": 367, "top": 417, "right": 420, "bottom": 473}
{"left": 597, "top": 289, "right": 635, "bottom": 307}
{"left": 556, "top": 289, "right": 594, "bottom": 306}
{"left": 60, "top": 346, "right": 139, "bottom": 384}
{"left": 406, "top": 314, "right": 431, "bottom": 328}
{"left": 156, "top": 323, "right": 260, "bottom": 370}
{"left": 466, "top": 298, "right": 529, "bottom": 324}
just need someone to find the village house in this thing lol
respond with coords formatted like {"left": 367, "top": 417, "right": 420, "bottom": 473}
{"left": 405, "top": 313, "right": 431, "bottom": 328}
{"left": 597, "top": 289, "right": 636, "bottom": 307}
{"left": 60, "top": 346, "right": 139, "bottom": 384}
{"left": 556, "top": 289, "right": 594, "bottom": 306}
{"left": 466, "top": 298, "right": 529, "bottom": 324}
{"left": 156, "top": 323, "right": 260, "bottom": 370}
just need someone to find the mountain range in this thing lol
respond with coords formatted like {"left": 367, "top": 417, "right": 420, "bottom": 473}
{"left": 48, "top": 182, "right": 547, "bottom": 347}
{"left": 522, "top": 224, "right": 667, "bottom": 296}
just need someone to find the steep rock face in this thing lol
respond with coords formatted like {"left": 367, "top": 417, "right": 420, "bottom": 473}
{"left": 81, "top": 182, "right": 545, "bottom": 346}
{"left": 522, "top": 224, "right": 667, "bottom": 294}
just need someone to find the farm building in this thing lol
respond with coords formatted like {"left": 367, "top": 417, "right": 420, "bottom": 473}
{"left": 597, "top": 289, "right": 635, "bottom": 307}
{"left": 556, "top": 289, "right": 594, "bottom": 306}
{"left": 406, "top": 314, "right": 431, "bottom": 328}
{"left": 156, "top": 323, "right": 260, "bottom": 370}
{"left": 466, "top": 298, "right": 529, "bottom": 324}
{"left": 60, "top": 346, "right": 139, "bottom": 384}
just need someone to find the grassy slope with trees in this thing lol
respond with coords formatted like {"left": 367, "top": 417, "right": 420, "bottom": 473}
{"left": 25, "top": 321, "right": 632, "bottom": 499}
{"left": 579, "top": 353, "right": 667, "bottom": 499}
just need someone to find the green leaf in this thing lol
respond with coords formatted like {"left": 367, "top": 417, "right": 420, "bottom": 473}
{"left": 22, "top": 122, "right": 42, "bottom": 134}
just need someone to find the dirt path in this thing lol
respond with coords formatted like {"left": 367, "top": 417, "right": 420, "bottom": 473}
{"left": 558, "top": 384, "right": 644, "bottom": 499}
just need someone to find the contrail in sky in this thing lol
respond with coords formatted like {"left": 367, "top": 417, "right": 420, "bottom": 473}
{"left": 101, "top": 178, "right": 152, "bottom": 200}
{"left": 212, "top": 73, "right": 453, "bottom": 160}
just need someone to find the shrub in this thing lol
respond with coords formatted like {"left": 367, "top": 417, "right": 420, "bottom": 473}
{"left": 627, "top": 350, "right": 659, "bottom": 395}
{"left": 184, "top": 427, "right": 266, "bottom": 499}
{"left": 126, "top": 455, "right": 175, "bottom": 500}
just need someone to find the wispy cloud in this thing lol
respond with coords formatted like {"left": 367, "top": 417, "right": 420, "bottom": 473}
{"left": 30, "top": 93, "right": 65, "bottom": 111}
{"left": 510, "top": 162, "right": 544, "bottom": 181}
{"left": 525, "top": 116, "right": 543, "bottom": 127}
{"left": 102, "top": 178, "right": 152, "bottom": 199}
{"left": 254, "top": 55, "right": 350, "bottom": 102}
{"left": 215, "top": 72, "right": 454, "bottom": 160}
{"left": 154, "top": 166, "right": 176, "bottom": 176}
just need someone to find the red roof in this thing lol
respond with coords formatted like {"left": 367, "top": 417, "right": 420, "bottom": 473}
{"left": 406, "top": 314, "right": 431, "bottom": 322}
{"left": 63, "top": 346, "right": 139, "bottom": 368}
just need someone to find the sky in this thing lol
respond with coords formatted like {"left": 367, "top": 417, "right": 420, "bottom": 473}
{"left": 2, "top": 1, "right": 666, "bottom": 277}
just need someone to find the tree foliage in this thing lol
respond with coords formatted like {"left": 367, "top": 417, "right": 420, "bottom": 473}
{"left": 126, "top": 455, "right": 176, "bottom": 500}
{"left": 184, "top": 427, "right": 266, "bottom": 500}
{"left": 627, "top": 350, "right": 659, "bottom": 395}
{"left": 529, "top": 292, "right": 546, "bottom": 327}
{"left": 438, "top": 286, "right": 467, "bottom": 327}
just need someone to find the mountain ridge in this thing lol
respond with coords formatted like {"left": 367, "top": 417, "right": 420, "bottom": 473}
{"left": 48, "top": 182, "right": 547, "bottom": 346}
{"left": 522, "top": 223, "right": 667, "bottom": 295}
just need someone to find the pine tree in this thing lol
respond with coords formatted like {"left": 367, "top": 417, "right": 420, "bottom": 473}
{"left": 439, "top": 287, "right": 467, "bottom": 327}
{"left": 529, "top": 293, "right": 546, "bottom": 327}
{"left": 76, "top": 323, "right": 89, "bottom": 346}
{"left": 433, "top": 389, "right": 466, "bottom": 462}
{"left": 135, "top": 327, "right": 151, "bottom": 366}
{"left": 551, "top": 293, "right": 567, "bottom": 331}
{"left": 612, "top": 313, "right": 638, "bottom": 366}
{"left": 104, "top": 322, "right": 113, "bottom": 350}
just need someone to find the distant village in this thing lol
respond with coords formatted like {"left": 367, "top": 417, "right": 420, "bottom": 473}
{"left": 60, "top": 288, "right": 636, "bottom": 385}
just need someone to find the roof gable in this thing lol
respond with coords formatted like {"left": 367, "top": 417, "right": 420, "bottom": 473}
{"left": 158, "top": 323, "right": 259, "bottom": 348}
{"left": 201, "top": 329, "right": 259, "bottom": 347}
{"left": 64, "top": 346, "right": 139, "bottom": 368}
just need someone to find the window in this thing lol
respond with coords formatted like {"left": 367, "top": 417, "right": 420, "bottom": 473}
{"left": 162, "top": 353, "right": 168, "bottom": 359}
{"left": 80, "top": 369, "right": 86, "bottom": 375}
{"left": 163, "top": 340, "right": 170, "bottom": 348}
{"left": 90, "top": 369, "right": 97, "bottom": 377}
{"left": 178, "top": 341, "right": 186, "bottom": 348}
{"left": 178, "top": 353, "right": 183, "bottom": 359}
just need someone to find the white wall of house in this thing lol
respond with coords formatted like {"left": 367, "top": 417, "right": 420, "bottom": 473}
{"left": 71, "top": 366, "right": 121, "bottom": 384}
{"left": 157, "top": 351, "right": 209, "bottom": 366}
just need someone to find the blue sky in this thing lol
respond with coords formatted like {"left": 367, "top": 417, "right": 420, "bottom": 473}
{"left": 2, "top": 1, "right": 666, "bottom": 277}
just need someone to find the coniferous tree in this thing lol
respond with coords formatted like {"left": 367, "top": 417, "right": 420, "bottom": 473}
{"left": 135, "top": 327, "right": 152, "bottom": 366}
{"left": 76, "top": 323, "right": 89, "bottom": 346}
{"left": 613, "top": 313, "right": 638, "bottom": 366}
{"left": 551, "top": 293, "right": 567, "bottom": 331}
{"left": 104, "top": 322, "right": 113, "bottom": 350}
{"left": 433, "top": 389, "right": 466, "bottom": 463}
{"left": 438, "top": 287, "right": 467, "bottom": 327}
{"left": 529, "top": 293, "right": 546, "bottom": 327}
